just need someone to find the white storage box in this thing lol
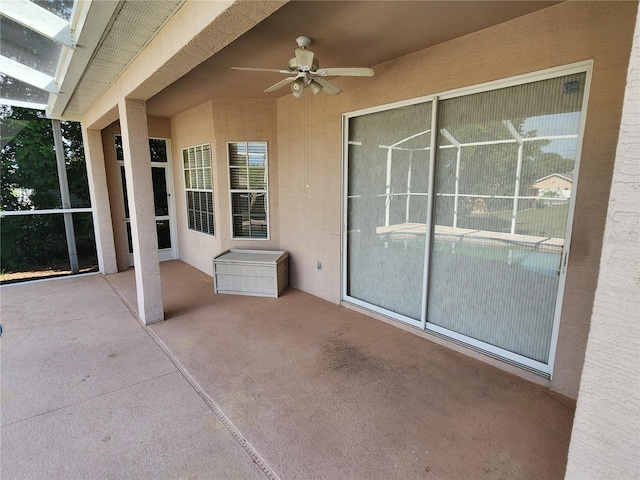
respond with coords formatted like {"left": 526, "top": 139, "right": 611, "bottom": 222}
{"left": 213, "top": 249, "right": 289, "bottom": 298}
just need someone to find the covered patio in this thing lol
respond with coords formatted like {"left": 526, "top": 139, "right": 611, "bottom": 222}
{"left": 1, "top": 261, "right": 574, "bottom": 479}
{"left": 1, "top": 0, "right": 638, "bottom": 477}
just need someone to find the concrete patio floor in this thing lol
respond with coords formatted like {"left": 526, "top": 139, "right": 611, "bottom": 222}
{"left": 1, "top": 260, "right": 575, "bottom": 479}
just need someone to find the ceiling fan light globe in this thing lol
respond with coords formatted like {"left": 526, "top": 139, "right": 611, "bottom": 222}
{"left": 291, "top": 78, "right": 305, "bottom": 98}
{"left": 309, "top": 80, "right": 323, "bottom": 95}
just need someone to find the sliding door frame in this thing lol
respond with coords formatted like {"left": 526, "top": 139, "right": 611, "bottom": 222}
{"left": 341, "top": 60, "right": 593, "bottom": 376}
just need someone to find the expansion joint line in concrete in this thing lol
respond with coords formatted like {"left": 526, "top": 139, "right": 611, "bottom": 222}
{"left": 102, "top": 275, "right": 280, "bottom": 480}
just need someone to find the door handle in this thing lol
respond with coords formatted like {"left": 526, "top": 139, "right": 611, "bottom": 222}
{"left": 559, "top": 247, "right": 569, "bottom": 276}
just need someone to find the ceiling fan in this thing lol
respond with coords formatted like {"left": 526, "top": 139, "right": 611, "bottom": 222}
{"left": 231, "top": 36, "right": 374, "bottom": 98}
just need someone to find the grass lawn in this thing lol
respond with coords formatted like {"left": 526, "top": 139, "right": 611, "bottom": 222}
{"left": 470, "top": 204, "right": 569, "bottom": 238}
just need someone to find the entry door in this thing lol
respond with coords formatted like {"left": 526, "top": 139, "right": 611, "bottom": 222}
{"left": 343, "top": 66, "right": 589, "bottom": 374}
{"left": 115, "top": 136, "right": 177, "bottom": 264}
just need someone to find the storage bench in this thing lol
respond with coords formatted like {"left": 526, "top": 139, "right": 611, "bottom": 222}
{"left": 213, "top": 249, "right": 289, "bottom": 298}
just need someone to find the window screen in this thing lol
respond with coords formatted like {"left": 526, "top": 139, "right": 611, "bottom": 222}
{"left": 183, "top": 144, "right": 214, "bottom": 236}
{"left": 228, "top": 142, "right": 268, "bottom": 239}
{"left": 343, "top": 67, "right": 589, "bottom": 370}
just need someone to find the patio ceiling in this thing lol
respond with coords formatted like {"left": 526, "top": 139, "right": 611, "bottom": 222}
{"left": 0, "top": 0, "right": 561, "bottom": 120}
{"left": 146, "top": 0, "right": 561, "bottom": 118}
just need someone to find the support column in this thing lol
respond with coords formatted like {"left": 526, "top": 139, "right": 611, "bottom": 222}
{"left": 81, "top": 124, "right": 118, "bottom": 274}
{"left": 118, "top": 98, "right": 164, "bottom": 325}
{"left": 52, "top": 119, "right": 79, "bottom": 274}
{"left": 565, "top": 9, "right": 639, "bottom": 478}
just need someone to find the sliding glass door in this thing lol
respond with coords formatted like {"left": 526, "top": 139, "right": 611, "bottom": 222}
{"left": 343, "top": 65, "right": 589, "bottom": 372}
{"left": 346, "top": 102, "right": 432, "bottom": 324}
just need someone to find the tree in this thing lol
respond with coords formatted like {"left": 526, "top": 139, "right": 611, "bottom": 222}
{"left": 432, "top": 117, "right": 576, "bottom": 233}
{"left": 1, "top": 106, "right": 58, "bottom": 210}
{"left": 0, "top": 106, "right": 94, "bottom": 273}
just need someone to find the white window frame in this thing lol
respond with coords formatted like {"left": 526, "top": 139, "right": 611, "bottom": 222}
{"left": 227, "top": 141, "right": 270, "bottom": 240}
{"left": 182, "top": 143, "right": 215, "bottom": 237}
{"left": 115, "top": 135, "right": 179, "bottom": 264}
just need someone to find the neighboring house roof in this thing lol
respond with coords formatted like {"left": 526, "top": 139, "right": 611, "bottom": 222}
{"left": 533, "top": 172, "right": 574, "bottom": 185}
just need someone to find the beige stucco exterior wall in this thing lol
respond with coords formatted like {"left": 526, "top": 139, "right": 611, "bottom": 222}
{"left": 81, "top": 125, "right": 117, "bottom": 274}
{"left": 277, "top": 95, "right": 344, "bottom": 302}
{"left": 101, "top": 116, "right": 171, "bottom": 271}
{"left": 275, "top": 1, "right": 637, "bottom": 397}
{"left": 87, "top": 1, "right": 635, "bottom": 397}
{"left": 168, "top": 101, "right": 216, "bottom": 275}
{"left": 169, "top": 99, "right": 279, "bottom": 275}
{"left": 565, "top": 5, "right": 640, "bottom": 477}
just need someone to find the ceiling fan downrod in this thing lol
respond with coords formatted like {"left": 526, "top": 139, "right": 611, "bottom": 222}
{"left": 296, "top": 35, "right": 312, "bottom": 49}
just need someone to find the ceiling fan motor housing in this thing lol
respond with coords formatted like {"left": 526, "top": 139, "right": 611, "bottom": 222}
{"left": 289, "top": 57, "right": 319, "bottom": 72}
{"left": 296, "top": 35, "right": 312, "bottom": 49}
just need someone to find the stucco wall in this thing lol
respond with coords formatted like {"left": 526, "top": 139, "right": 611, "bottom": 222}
{"left": 565, "top": 5, "right": 640, "bottom": 477}
{"left": 275, "top": 1, "right": 637, "bottom": 397}
{"left": 98, "top": 1, "right": 636, "bottom": 397}
{"left": 169, "top": 99, "right": 279, "bottom": 276}
{"left": 168, "top": 101, "right": 217, "bottom": 275}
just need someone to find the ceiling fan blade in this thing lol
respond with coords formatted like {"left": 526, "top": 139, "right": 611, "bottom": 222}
{"left": 264, "top": 77, "right": 296, "bottom": 93}
{"left": 313, "top": 77, "right": 342, "bottom": 95}
{"left": 231, "top": 67, "right": 291, "bottom": 74}
{"left": 295, "top": 48, "right": 315, "bottom": 70}
{"left": 315, "top": 67, "right": 375, "bottom": 77}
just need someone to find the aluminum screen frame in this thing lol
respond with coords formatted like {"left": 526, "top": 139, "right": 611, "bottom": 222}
{"left": 341, "top": 61, "right": 593, "bottom": 376}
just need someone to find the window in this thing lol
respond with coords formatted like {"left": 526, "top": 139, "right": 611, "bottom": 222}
{"left": 183, "top": 144, "right": 214, "bottom": 236}
{"left": 228, "top": 142, "right": 268, "bottom": 239}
